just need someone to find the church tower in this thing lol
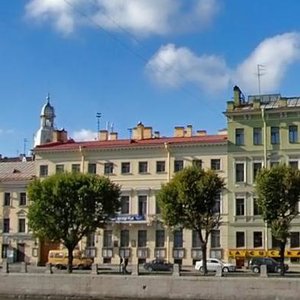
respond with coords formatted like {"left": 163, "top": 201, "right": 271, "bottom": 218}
{"left": 34, "top": 94, "right": 56, "bottom": 147}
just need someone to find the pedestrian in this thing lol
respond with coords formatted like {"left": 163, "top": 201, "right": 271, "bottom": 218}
{"left": 124, "top": 257, "right": 129, "bottom": 274}
{"left": 119, "top": 255, "right": 124, "bottom": 273}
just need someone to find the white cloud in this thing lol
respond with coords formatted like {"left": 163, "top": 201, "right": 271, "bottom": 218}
{"left": 146, "top": 33, "right": 300, "bottom": 94}
{"left": 146, "top": 44, "right": 230, "bottom": 92}
{"left": 25, "top": 0, "right": 220, "bottom": 36}
{"left": 234, "top": 32, "right": 300, "bottom": 94}
{"left": 72, "top": 129, "right": 97, "bottom": 141}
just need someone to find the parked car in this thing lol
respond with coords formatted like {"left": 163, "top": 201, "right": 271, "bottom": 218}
{"left": 195, "top": 258, "right": 236, "bottom": 272}
{"left": 248, "top": 257, "right": 289, "bottom": 273}
{"left": 143, "top": 259, "right": 173, "bottom": 272}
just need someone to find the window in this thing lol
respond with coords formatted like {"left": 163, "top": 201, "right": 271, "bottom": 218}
{"left": 236, "top": 198, "right": 245, "bottom": 216}
{"left": 55, "top": 164, "right": 64, "bottom": 173}
{"left": 18, "top": 219, "right": 26, "bottom": 233}
{"left": 3, "top": 218, "right": 9, "bottom": 233}
{"left": 211, "top": 230, "right": 220, "bottom": 248}
{"left": 289, "top": 125, "right": 298, "bottom": 143}
{"left": 289, "top": 161, "right": 298, "bottom": 170}
{"left": 103, "top": 230, "right": 112, "bottom": 247}
{"left": 120, "top": 196, "right": 129, "bottom": 214}
{"left": 19, "top": 193, "right": 26, "bottom": 206}
{"left": 155, "top": 196, "right": 161, "bottom": 214}
{"left": 192, "top": 159, "right": 202, "bottom": 168}
{"left": 192, "top": 230, "right": 201, "bottom": 248}
{"left": 174, "top": 160, "right": 183, "bottom": 172}
{"left": 156, "top": 161, "right": 165, "bottom": 173}
{"left": 236, "top": 232, "right": 245, "bottom": 248}
{"left": 138, "top": 230, "right": 147, "bottom": 247}
{"left": 104, "top": 162, "right": 114, "bottom": 175}
{"left": 253, "top": 128, "right": 262, "bottom": 145}
{"left": 253, "top": 231, "right": 262, "bottom": 248}
{"left": 88, "top": 163, "right": 96, "bottom": 174}
{"left": 155, "top": 230, "right": 165, "bottom": 247}
{"left": 86, "top": 232, "right": 95, "bottom": 247}
{"left": 121, "top": 162, "right": 130, "bottom": 174}
{"left": 120, "top": 230, "right": 129, "bottom": 247}
{"left": 271, "top": 127, "right": 280, "bottom": 144}
{"left": 290, "top": 232, "right": 300, "bottom": 248}
{"left": 235, "top": 128, "right": 244, "bottom": 145}
{"left": 212, "top": 193, "right": 221, "bottom": 214}
{"left": 253, "top": 162, "right": 262, "bottom": 181}
{"left": 173, "top": 229, "right": 183, "bottom": 248}
{"left": 235, "top": 163, "right": 245, "bottom": 183}
{"left": 71, "top": 164, "right": 80, "bottom": 173}
{"left": 138, "top": 195, "right": 147, "bottom": 216}
{"left": 253, "top": 198, "right": 262, "bottom": 216}
{"left": 39, "top": 165, "right": 48, "bottom": 177}
{"left": 138, "top": 161, "right": 148, "bottom": 173}
{"left": 211, "top": 159, "right": 220, "bottom": 170}
{"left": 4, "top": 193, "right": 10, "bottom": 206}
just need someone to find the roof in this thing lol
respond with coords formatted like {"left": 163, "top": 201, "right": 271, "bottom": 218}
{"left": 35, "top": 134, "right": 228, "bottom": 152}
{"left": 0, "top": 161, "right": 35, "bottom": 182}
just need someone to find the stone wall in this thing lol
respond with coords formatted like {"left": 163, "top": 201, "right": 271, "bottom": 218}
{"left": 0, "top": 273, "right": 299, "bottom": 299}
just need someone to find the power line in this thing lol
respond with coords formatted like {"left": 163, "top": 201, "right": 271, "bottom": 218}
{"left": 63, "top": 0, "right": 221, "bottom": 116}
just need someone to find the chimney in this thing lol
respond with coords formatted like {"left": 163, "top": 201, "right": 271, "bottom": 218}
{"left": 196, "top": 130, "right": 207, "bottom": 136}
{"left": 174, "top": 126, "right": 185, "bottom": 137}
{"left": 154, "top": 131, "right": 160, "bottom": 138}
{"left": 143, "top": 127, "right": 153, "bottom": 139}
{"left": 233, "top": 85, "right": 242, "bottom": 106}
{"left": 53, "top": 129, "right": 68, "bottom": 143}
{"left": 133, "top": 122, "right": 144, "bottom": 140}
{"left": 109, "top": 132, "right": 118, "bottom": 140}
{"left": 253, "top": 98, "right": 261, "bottom": 109}
{"left": 185, "top": 125, "right": 193, "bottom": 137}
{"left": 99, "top": 130, "right": 108, "bottom": 141}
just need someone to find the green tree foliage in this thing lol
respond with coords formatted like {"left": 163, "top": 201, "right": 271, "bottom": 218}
{"left": 157, "top": 166, "right": 224, "bottom": 274}
{"left": 27, "top": 172, "right": 121, "bottom": 272}
{"left": 255, "top": 164, "right": 300, "bottom": 275}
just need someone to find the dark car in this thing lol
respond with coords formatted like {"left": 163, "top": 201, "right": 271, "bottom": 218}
{"left": 249, "top": 257, "right": 289, "bottom": 273}
{"left": 143, "top": 259, "right": 173, "bottom": 272}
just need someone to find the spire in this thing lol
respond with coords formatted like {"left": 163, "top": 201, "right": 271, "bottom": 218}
{"left": 46, "top": 93, "right": 50, "bottom": 104}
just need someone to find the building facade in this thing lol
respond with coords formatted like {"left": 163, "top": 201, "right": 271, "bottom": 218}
{"left": 33, "top": 122, "right": 228, "bottom": 266}
{"left": 225, "top": 86, "right": 300, "bottom": 266}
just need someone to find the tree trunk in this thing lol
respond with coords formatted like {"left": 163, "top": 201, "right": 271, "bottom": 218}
{"left": 279, "top": 240, "right": 286, "bottom": 276}
{"left": 67, "top": 248, "right": 74, "bottom": 274}
{"left": 201, "top": 242, "right": 208, "bottom": 275}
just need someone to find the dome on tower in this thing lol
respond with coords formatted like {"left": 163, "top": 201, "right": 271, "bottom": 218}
{"left": 40, "top": 95, "right": 55, "bottom": 118}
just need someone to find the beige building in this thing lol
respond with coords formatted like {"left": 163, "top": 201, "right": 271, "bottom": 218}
{"left": 0, "top": 157, "right": 37, "bottom": 265}
{"left": 33, "top": 119, "right": 229, "bottom": 266}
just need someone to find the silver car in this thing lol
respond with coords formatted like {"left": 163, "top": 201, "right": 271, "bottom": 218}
{"left": 195, "top": 258, "right": 236, "bottom": 272}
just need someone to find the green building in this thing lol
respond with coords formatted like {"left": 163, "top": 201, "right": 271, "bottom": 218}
{"left": 224, "top": 86, "right": 300, "bottom": 267}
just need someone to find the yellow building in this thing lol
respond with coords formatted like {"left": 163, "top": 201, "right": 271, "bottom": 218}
{"left": 33, "top": 121, "right": 228, "bottom": 266}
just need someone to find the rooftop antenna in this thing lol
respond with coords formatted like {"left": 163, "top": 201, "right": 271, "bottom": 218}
{"left": 23, "top": 138, "right": 28, "bottom": 156}
{"left": 96, "top": 112, "right": 101, "bottom": 133}
{"left": 127, "top": 128, "right": 132, "bottom": 139}
{"left": 257, "top": 64, "right": 265, "bottom": 96}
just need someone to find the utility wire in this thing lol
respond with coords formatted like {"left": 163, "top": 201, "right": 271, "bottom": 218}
{"left": 63, "top": 0, "right": 221, "bottom": 116}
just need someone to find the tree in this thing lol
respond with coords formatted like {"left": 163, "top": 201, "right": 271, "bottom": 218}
{"left": 255, "top": 164, "right": 300, "bottom": 275}
{"left": 157, "top": 166, "right": 224, "bottom": 274}
{"left": 27, "top": 172, "right": 121, "bottom": 273}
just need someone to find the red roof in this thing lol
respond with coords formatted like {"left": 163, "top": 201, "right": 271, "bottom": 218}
{"left": 35, "top": 135, "right": 227, "bottom": 152}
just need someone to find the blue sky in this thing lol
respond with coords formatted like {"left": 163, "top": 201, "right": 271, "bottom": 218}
{"left": 1, "top": 0, "right": 300, "bottom": 157}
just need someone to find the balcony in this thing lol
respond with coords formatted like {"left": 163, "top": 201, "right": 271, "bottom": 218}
{"left": 102, "top": 248, "right": 113, "bottom": 258}
{"left": 137, "top": 247, "right": 149, "bottom": 258}
{"left": 154, "top": 248, "right": 166, "bottom": 259}
{"left": 173, "top": 248, "right": 185, "bottom": 259}
{"left": 119, "top": 247, "right": 131, "bottom": 258}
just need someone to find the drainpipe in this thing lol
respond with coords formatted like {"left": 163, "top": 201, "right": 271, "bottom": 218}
{"left": 261, "top": 107, "right": 268, "bottom": 252}
{"left": 164, "top": 142, "right": 171, "bottom": 261}
{"left": 261, "top": 108, "right": 267, "bottom": 168}
{"left": 79, "top": 146, "right": 85, "bottom": 173}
